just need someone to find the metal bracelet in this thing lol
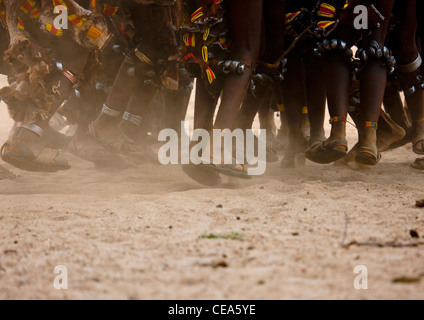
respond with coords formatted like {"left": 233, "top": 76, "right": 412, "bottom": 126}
{"left": 122, "top": 112, "right": 142, "bottom": 127}
{"left": 102, "top": 104, "right": 122, "bottom": 118}
{"left": 398, "top": 54, "right": 422, "bottom": 74}
{"left": 135, "top": 49, "right": 155, "bottom": 66}
{"left": 21, "top": 123, "right": 44, "bottom": 137}
{"left": 56, "top": 61, "right": 79, "bottom": 86}
{"left": 61, "top": 70, "right": 79, "bottom": 86}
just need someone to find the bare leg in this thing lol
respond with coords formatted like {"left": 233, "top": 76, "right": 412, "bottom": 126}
{"left": 194, "top": 80, "right": 218, "bottom": 132}
{"left": 92, "top": 61, "right": 140, "bottom": 139}
{"left": 356, "top": 0, "right": 395, "bottom": 164}
{"left": 280, "top": 52, "right": 307, "bottom": 167}
{"left": 214, "top": 0, "right": 263, "bottom": 130}
{"left": 306, "top": 30, "right": 351, "bottom": 165}
{"left": 304, "top": 51, "right": 326, "bottom": 146}
{"left": 234, "top": 84, "right": 270, "bottom": 131}
{"left": 393, "top": 0, "right": 424, "bottom": 154}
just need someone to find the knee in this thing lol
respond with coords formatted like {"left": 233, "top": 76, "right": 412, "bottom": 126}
{"left": 231, "top": 46, "right": 260, "bottom": 65}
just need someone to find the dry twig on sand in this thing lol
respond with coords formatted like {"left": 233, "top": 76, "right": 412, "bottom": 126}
{"left": 340, "top": 213, "right": 424, "bottom": 249}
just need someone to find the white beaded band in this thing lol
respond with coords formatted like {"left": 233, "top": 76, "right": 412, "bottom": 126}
{"left": 102, "top": 104, "right": 122, "bottom": 118}
{"left": 123, "top": 112, "right": 142, "bottom": 127}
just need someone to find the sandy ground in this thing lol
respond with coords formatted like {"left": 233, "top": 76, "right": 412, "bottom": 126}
{"left": 0, "top": 75, "right": 424, "bottom": 300}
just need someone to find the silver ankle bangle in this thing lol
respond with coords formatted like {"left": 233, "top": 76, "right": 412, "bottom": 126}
{"left": 123, "top": 112, "right": 142, "bottom": 127}
{"left": 102, "top": 104, "right": 122, "bottom": 118}
{"left": 399, "top": 54, "right": 422, "bottom": 74}
{"left": 22, "top": 123, "right": 43, "bottom": 137}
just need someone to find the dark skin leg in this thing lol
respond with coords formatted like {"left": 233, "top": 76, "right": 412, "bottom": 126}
{"left": 316, "top": 23, "right": 354, "bottom": 151}
{"left": 357, "top": 0, "right": 395, "bottom": 159}
{"left": 418, "top": 0, "right": 424, "bottom": 44}
{"left": 409, "top": 0, "right": 424, "bottom": 168}
{"left": 16, "top": 41, "right": 90, "bottom": 156}
{"left": 258, "top": 0, "right": 286, "bottom": 140}
{"left": 91, "top": 60, "right": 140, "bottom": 138}
{"left": 194, "top": 80, "right": 218, "bottom": 132}
{"left": 0, "top": 28, "right": 10, "bottom": 76}
{"left": 119, "top": 83, "right": 158, "bottom": 145}
{"left": 187, "top": 0, "right": 285, "bottom": 176}
{"left": 234, "top": 86, "right": 279, "bottom": 162}
{"left": 406, "top": 91, "right": 424, "bottom": 153}
{"left": 322, "top": 49, "right": 350, "bottom": 148}
{"left": 162, "top": 87, "right": 192, "bottom": 134}
{"left": 261, "top": 0, "right": 286, "bottom": 63}
{"left": 258, "top": 93, "right": 277, "bottom": 135}
{"left": 124, "top": 84, "right": 157, "bottom": 121}
{"left": 392, "top": 0, "right": 424, "bottom": 153}
{"left": 304, "top": 51, "right": 326, "bottom": 145}
{"left": 214, "top": 0, "right": 263, "bottom": 130}
{"left": 91, "top": 0, "right": 174, "bottom": 137}
{"left": 393, "top": 0, "right": 419, "bottom": 65}
{"left": 378, "top": 85, "right": 410, "bottom": 151}
{"left": 317, "top": 1, "right": 394, "bottom": 162}
{"left": 234, "top": 83, "right": 270, "bottom": 131}
{"left": 279, "top": 52, "right": 306, "bottom": 160}
{"left": 383, "top": 85, "right": 410, "bottom": 131}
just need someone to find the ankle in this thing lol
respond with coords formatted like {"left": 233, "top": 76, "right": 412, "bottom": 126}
{"left": 413, "top": 117, "right": 424, "bottom": 129}
{"left": 360, "top": 122, "right": 378, "bottom": 147}
{"left": 18, "top": 123, "right": 44, "bottom": 138}
{"left": 310, "top": 128, "right": 326, "bottom": 140}
{"left": 13, "top": 123, "right": 45, "bottom": 153}
{"left": 329, "top": 116, "right": 347, "bottom": 139}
